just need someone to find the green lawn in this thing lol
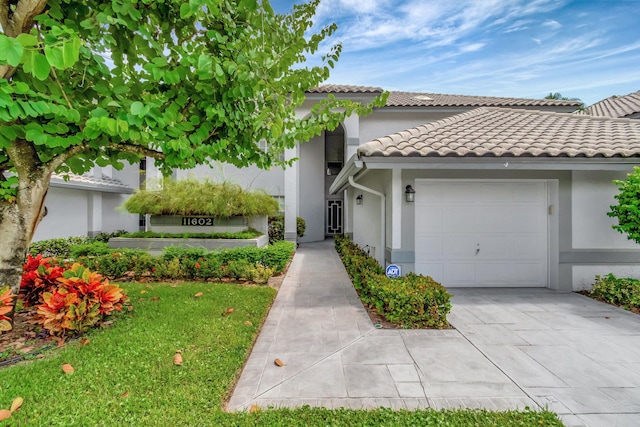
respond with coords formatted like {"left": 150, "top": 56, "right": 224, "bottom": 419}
{"left": 0, "top": 282, "right": 563, "bottom": 426}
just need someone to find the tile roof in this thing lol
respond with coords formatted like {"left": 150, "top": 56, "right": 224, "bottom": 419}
{"left": 307, "top": 85, "right": 582, "bottom": 109}
{"left": 578, "top": 90, "right": 640, "bottom": 118}
{"left": 307, "top": 84, "right": 384, "bottom": 94}
{"left": 357, "top": 107, "right": 640, "bottom": 159}
{"left": 51, "top": 173, "right": 134, "bottom": 193}
{"left": 385, "top": 91, "right": 583, "bottom": 108}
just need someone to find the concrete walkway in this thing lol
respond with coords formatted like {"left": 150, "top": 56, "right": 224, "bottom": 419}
{"left": 227, "top": 240, "right": 640, "bottom": 427}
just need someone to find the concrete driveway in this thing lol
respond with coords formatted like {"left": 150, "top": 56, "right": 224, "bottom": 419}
{"left": 227, "top": 241, "right": 640, "bottom": 427}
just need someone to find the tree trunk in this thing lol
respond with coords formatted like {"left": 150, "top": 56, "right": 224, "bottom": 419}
{"left": 0, "top": 173, "right": 50, "bottom": 327}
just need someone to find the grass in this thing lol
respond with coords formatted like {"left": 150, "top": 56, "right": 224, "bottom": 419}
{"left": 0, "top": 282, "right": 563, "bottom": 426}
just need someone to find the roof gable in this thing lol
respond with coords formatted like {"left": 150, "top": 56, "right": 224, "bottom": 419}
{"left": 579, "top": 90, "right": 640, "bottom": 118}
{"left": 358, "top": 107, "right": 640, "bottom": 159}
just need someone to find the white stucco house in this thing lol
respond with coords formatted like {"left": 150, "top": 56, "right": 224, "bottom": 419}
{"left": 35, "top": 86, "right": 640, "bottom": 292}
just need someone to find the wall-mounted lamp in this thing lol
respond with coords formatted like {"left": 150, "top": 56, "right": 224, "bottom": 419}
{"left": 405, "top": 185, "right": 415, "bottom": 203}
{"left": 355, "top": 194, "right": 363, "bottom": 205}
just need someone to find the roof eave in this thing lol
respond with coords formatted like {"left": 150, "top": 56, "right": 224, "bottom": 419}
{"left": 357, "top": 156, "right": 640, "bottom": 171}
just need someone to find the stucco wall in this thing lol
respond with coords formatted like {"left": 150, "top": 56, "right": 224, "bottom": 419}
{"left": 359, "top": 111, "right": 461, "bottom": 143}
{"left": 102, "top": 193, "right": 139, "bottom": 233}
{"left": 571, "top": 170, "right": 638, "bottom": 249}
{"left": 299, "top": 134, "right": 325, "bottom": 242}
{"left": 33, "top": 187, "right": 89, "bottom": 241}
{"left": 352, "top": 171, "right": 388, "bottom": 265}
{"left": 174, "top": 163, "right": 285, "bottom": 197}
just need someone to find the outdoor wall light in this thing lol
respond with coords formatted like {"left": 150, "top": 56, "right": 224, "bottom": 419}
{"left": 405, "top": 185, "right": 415, "bottom": 203}
{"left": 355, "top": 194, "right": 363, "bottom": 205}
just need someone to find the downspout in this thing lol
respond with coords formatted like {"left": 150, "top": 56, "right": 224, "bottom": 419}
{"left": 348, "top": 176, "right": 385, "bottom": 265}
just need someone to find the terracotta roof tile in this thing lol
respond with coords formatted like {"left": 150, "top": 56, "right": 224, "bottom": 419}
{"left": 357, "top": 107, "right": 640, "bottom": 159}
{"left": 307, "top": 84, "right": 384, "bottom": 94}
{"left": 385, "top": 91, "right": 583, "bottom": 108}
{"left": 579, "top": 90, "right": 640, "bottom": 118}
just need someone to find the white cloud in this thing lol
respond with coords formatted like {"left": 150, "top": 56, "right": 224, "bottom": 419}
{"left": 542, "top": 19, "right": 562, "bottom": 29}
{"left": 459, "top": 42, "right": 485, "bottom": 53}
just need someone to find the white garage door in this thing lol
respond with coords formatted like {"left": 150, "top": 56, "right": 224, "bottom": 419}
{"left": 415, "top": 180, "right": 548, "bottom": 287}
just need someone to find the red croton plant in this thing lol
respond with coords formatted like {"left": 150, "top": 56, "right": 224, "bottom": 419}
{"left": 12, "top": 255, "right": 129, "bottom": 337}
{"left": 0, "top": 286, "right": 14, "bottom": 332}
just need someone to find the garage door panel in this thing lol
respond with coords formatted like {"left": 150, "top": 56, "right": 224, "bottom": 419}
{"left": 443, "top": 183, "right": 474, "bottom": 203}
{"left": 415, "top": 180, "right": 548, "bottom": 288}
{"left": 443, "top": 208, "right": 476, "bottom": 233}
{"left": 415, "top": 263, "right": 443, "bottom": 283}
{"left": 444, "top": 263, "right": 477, "bottom": 285}
{"left": 417, "top": 208, "right": 444, "bottom": 232}
{"left": 415, "top": 236, "right": 444, "bottom": 258}
{"left": 443, "top": 235, "right": 477, "bottom": 259}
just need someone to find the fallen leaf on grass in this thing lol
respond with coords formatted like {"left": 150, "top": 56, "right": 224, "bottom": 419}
{"left": 121, "top": 391, "right": 130, "bottom": 398}
{"left": 173, "top": 350, "right": 183, "bottom": 366}
{"left": 52, "top": 336, "right": 66, "bottom": 348}
{"left": 244, "top": 321, "right": 253, "bottom": 327}
{"left": 274, "top": 358, "right": 285, "bottom": 367}
{"left": 140, "top": 290, "right": 147, "bottom": 294}
{"left": 152, "top": 296, "right": 160, "bottom": 301}
{"left": 170, "top": 284, "right": 178, "bottom": 288}
{"left": 249, "top": 404, "right": 260, "bottom": 413}
{"left": 194, "top": 292, "right": 203, "bottom": 298}
{"left": 79, "top": 338, "right": 90, "bottom": 346}
{"left": 10, "top": 397, "right": 23, "bottom": 412}
{"left": 222, "top": 308, "right": 235, "bottom": 316}
{"left": 0, "top": 409, "right": 12, "bottom": 421}
{"left": 145, "top": 284, "right": 154, "bottom": 289}
{"left": 62, "top": 363, "right": 74, "bottom": 374}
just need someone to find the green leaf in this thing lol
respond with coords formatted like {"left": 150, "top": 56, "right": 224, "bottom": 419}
{"left": 44, "top": 45, "right": 65, "bottom": 69}
{"left": 33, "top": 53, "right": 51, "bottom": 81}
{"left": 179, "top": 3, "right": 192, "bottom": 18}
{"left": 130, "top": 101, "right": 144, "bottom": 116}
{"left": 0, "top": 35, "right": 24, "bottom": 66}
{"left": 16, "top": 33, "right": 39, "bottom": 47}
{"left": 62, "top": 37, "right": 81, "bottom": 68}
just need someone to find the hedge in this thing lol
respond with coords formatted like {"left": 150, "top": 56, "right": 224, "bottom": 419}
{"left": 335, "top": 235, "right": 451, "bottom": 329}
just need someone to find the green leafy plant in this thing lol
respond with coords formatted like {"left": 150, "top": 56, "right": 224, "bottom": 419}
{"left": 335, "top": 236, "right": 451, "bottom": 329}
{"left": 28, "top": 237, "right": 92, "bottom": 258}
{"left": 268, "top": 215, "right": 306, "bottom": 243}
{"left": 124, "top": 179, "right": 279, "bottom": 217}
{"left": 590, "top": 273, "right": 640, "bottom": 311}
{"left": 120, "top": 230, "right": 262, "bottom": 239}
{"left": 609, "top": 167, "right": 640, "bottom": 244}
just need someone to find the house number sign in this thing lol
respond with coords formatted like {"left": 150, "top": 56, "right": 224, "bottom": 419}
{"left": 181, "top": 217, "right": 214, "bottom": 226}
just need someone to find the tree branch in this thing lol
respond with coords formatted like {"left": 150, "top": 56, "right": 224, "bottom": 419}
{"left": 5, "top": 0, "right": 48, "bottom": 37}
{"left": 108, "top": 143, "right": 166, "bottom": 160}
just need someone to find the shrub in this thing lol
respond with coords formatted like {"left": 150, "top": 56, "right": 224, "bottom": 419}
{"left": 0, "top": 286, "right": 14, "bottom": 332}
{"left": 123, "top": 178, "right": 279, "bottom": 217}
{"left": 20, "top": 254, "right": 65, "bottom": 307}
{"left": 268, "top": 215, "right": 306, "bottom": 243}
{"left": 335, "top": 235, "right": 451, "bottom": 329}
{"left": 29, "top": 236, "right": 91, "bottom": 258}
{"left": 35, "top": 263, "right": 128, "bottom": 337}
{"left": 121, "top": 230, "right": 262, "bottom": 239}
{"left": 609, "top": 167, "right": 640, "bottom": 244}
{"left": 70, "top": 241, "right": 113, "bottom": 258}
{"left": 590, "top": 273, "right": 640, "bottom": 310}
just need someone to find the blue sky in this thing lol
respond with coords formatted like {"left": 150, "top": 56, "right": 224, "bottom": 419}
{"left": 270, "top": 0, "right": 640, "bottom": 106}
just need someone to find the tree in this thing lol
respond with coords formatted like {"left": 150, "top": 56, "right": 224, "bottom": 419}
{"left": 609, "top": 167, "right": 640, "bottom": 244}
{"left": 0, "top": 0, "right": 387, "bottom": 328}
{"left": 545, "top": 92, "right": 584, "bottom": 109}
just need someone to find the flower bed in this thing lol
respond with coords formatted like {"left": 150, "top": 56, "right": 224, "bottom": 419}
{"left": 335, "top": 236, "right": 451, "bottom": 329}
